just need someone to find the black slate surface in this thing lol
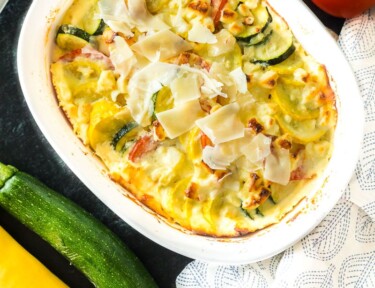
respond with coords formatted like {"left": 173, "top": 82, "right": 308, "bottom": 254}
{"left": 0, "top": 1, "right": 344, "bottom": 287}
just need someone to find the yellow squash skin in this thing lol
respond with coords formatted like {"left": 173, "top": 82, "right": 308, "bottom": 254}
{"left": 0, "top": 227, "right": 68, "bottom": 288}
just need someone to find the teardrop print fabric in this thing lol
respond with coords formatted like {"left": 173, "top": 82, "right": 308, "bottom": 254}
{"left": 177, "top": 8, "right": 375, "bottom": 288}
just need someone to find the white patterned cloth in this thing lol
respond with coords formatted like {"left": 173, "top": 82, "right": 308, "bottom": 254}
{"left": 177, "top": 9, "right": 375, "bottom": 288}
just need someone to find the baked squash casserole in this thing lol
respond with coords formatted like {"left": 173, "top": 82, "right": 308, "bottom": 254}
{"left": 51, "top": 0, "right": 337, "bottom": 237}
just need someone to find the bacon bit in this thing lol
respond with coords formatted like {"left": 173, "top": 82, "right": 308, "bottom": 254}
{"left": 185, "top": 183, "right": 200, "bottom": 200}
{"left": 176, "top": 52, "right": 211, "bottom": 71}
{"left": 211, "top": 0, "right": 228, "bottom": 28}
{"left": 248, "top": 118, "right": 264, "bottom": 134}
{"left": 199, "top": 59, "right": 211, "bottom": 72}
{"left": 177, "top": 52, "right": 191, "bottom": 65}
{"left": 128, "top": 135, "right": 158, "bottom": 162}
{"left": 290, "top": 166, "right": 305, "bottom": 181}
{"left": 222, "top": 9, "right": 237, "bottom": 19}
{"left": 188, "top": 1, "right": 210, "bottom": 15}
{"left": 290, "top": 166, "right": 315, "bottom": 181}
{"left": 278, "top": 139, "right": 292, "bottom": 150}
{"left": 59, "top": 49, "right": 83, "bottom": 61}
{"left": 199, "top": 98, "right": 213, "bottom": 113}
{"left": 201, "top": 132, "right": 214, "bottom": 149}
{"left": 259, "top": 187, "right": 271, "bottom": 199}
{"left": 153, "top": 120, "right": 166, "bottom": 141}
{"left": 249, "top": 172, "right": 260, "bottom": 191}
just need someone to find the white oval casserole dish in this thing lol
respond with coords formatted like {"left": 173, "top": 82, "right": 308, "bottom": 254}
{"left": 18, "top": 0, "right": 364, "bottom": 264}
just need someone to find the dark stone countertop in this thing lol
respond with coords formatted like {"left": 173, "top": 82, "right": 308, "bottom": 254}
{"left": 0, "top": 1, "right": 344, "bottom": 287}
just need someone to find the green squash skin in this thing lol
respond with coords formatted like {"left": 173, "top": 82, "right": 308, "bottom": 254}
{"left": 0, "top": 163, "right": 158, "bottom": 288}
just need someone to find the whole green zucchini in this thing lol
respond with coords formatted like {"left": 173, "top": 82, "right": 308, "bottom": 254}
{"left": 0, "top": 162, "right": 158, "bottom": 288}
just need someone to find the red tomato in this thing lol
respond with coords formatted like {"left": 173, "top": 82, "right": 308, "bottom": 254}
{"left": 211, "top": 0, "right": 228, "bottom": 27}
{"left": 128, "top": 135, "right": 158, "bottom": 162}
{"left": 312, "top": 0, "right": 375, "bottom": 18}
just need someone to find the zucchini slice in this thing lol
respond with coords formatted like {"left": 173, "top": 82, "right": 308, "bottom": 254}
{"left": 236, "top": 5, "right": 272, "bottom": 43}
{"left": 92, "top": 19, "right": 106, "bottom": 36}
{"left": 247, "top": 27, "right": 296, "bottom": 66}
{"left": 111, "top": 122, "right": 139, "bottom": 152}
{"left": 61, "top": 0, "right": 103, "bottom": 35}
{"left": 56, "top": 25, "right": 90, "bottom": 50}
{"left": 243, "top": 27, "right": 273, "bottom": 47}
{"left": 240, "top": 204, "right": 254, "bottom": 220}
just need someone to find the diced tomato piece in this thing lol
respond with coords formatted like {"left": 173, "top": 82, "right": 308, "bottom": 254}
{"left": 211, "top": 0, "right": 228, "bottom": 28}
{"left": 200, "top": 132, "right": 214, "bottom": 149}
{"left": 128, "top": 135, "right": 158, "bottom": 162}
{"left": 290, "top": 166, "right": 306, "bottom": 181}
{"left": 59, "top": 46, "right": 114, "bottom": 69}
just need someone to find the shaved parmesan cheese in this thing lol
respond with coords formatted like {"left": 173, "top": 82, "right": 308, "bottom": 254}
{"left": 196, "top": 103, "right": 244, "bottom": 145}
{"left": 202, "top": 130, "right": 268, "bottom": 170}
{"left": 127, "top": 0, "right": 169, "bottom": 32}
{"left": 156, "top": 100, "right": 205, "bottom": 139}
{"left": 188, "top": 23, "right": 217, "bottom": 44}
{"left": 202, "top": 146, "right": 232, "bottom": 170}
{"left": 128, "top": 62, "right": 226, "bottom": 126}
{"left": 177, "top": 65, "right": 226, "bottom": 98}
{"left": 264, "top": 148, "right": 291, "bottom": 185}
{"left": 230, "top": 67, "right": 248, "bottom": 94}
{"left": 209, "top": 63, "right": 237, "bottom": 99}
{"left": 106, "top": 21, "right": 134, "bottom": 37}
{"left": 98, "top": 0, "right": 134, "bottom": 36}
{"left": 99, "top": 0, "right": 168, "bottom": 36}
{"left": 241, "top": 133, "right": 271, "bottom": 163}
{"left": 131, "top": 30, "right": 192, "bottom": 62}
{"left": 109, "top": 36, "right": 136, "bottom": 79}
{"left": 128, "top": 62, "right": 179, "bottom": 126}
{"left": 202, "top": 133, "right": 250, "bottom": 170}
{"left": 171, "top": 73, "right": 201, "bottom": 105}
{"left": 208, "top": 29, "right": 236, "bottom": 57}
